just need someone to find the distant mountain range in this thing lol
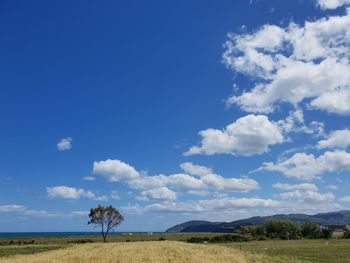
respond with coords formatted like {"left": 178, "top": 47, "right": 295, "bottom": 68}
{"left": 166, "top": 210, "right": 350, "bottom": 233}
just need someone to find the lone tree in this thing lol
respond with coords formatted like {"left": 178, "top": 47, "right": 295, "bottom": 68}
{"left": 88, "top": 205, "right": 124, "bottom": 242}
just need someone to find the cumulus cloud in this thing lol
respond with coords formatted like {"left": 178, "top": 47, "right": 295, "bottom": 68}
{"left": 57, "top": 137, "right": 73, "bottom": 151}
{"left": 128, "top": 171, "right": 258, "bottom": 193}
{"left": 70, "top": 211, "right": 88, "bottom": 216}
{"left": 340, "top": 195, "right": 350, "bottom": 202}
{"left": 0, "top": 205, "right": 25, "bottom": 212}
{"left": 0, "top": 205, "right": 96, "bottom": 217}
{"left": 272, "top": 183, "right": 318, "bottom": 191}
{"left": 110, "top": 190, "right": 120, "bottom": 200}
{"left": 93, "top": 159, "right": 259, "bottom": 196}
{"left": 200, "top": 174, "right": 258, "bottom": 192}
{"left": 47, "top": 186, "right": 108, "bottom": 201}
{"left": 257, "top": 150, "right": 350, "bottom": 180}
{"left": 327, "top": 184, "right": 339, "bottom": 190}
{"left": 185, "top": 115, "right": 283, "bottom": 156}
{"left": 138, "top": 187, "right": 177, "bottom": 201}
{"left": 278, "top": 190, "right": 335, "bottom": 203}
{"left": 82, "top": 176, "right": 95, "bottom": 181}
{"left": 317, "top": 129, "right": 350, "bottom": 149}
{"left": 276, "top": 109, "right": 324, "bottom": 137}
{"left": 142, "top": 197, "right": 280, "bottom": 213}
{"left": 93, "top": 159, "right": 140, "bottom": 182}
{"left": 180, "top": 162, "right": 213, "bottom": 177}
{"left": 224, "top": 9, "right": 350, "bottom": 115}
{"left": 316, "top": 0, "right": 350, "bottom": 9}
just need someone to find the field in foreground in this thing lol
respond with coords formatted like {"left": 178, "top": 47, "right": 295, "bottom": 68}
{"left": 228, "top": 239, "right": 350, "bottom": 263}
{"left": 0, "top": 241, "right": 306, "bottom": 263}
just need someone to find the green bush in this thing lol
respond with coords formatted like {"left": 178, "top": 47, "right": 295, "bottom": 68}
{"left": 301, "top": 222, "right": 321, "bottom": 239}
{"left": 209, "top": 234, "right": 250, "bottom": 243}
{"left": 320, "top": 227, "right": 333, "bottom": 239}
{"left": 187, "top": 234, "right": 250, "bottom": 243}
{"left": 187, "top": 237, "right": 210, "bottom": 243}
{"left": 265, "top": 220, "right": 301, "bottom": 240}
{"left": 343, "top": 230, "right": 350, "bottom": 239}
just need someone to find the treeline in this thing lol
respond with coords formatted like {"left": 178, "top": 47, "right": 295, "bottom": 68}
{"left": 187, "top": 220, "right": 350, "bottom": 243}
{"left": 240, "top": 220, "right": 333, "bottom": 240}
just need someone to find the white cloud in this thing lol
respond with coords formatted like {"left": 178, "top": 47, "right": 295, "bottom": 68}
{"left": 257, "top": 150, "right": 350, "bottom": 180}
{"left": 224, "top": 9, "right": 350, "bottom": 115}
{"left": 138, "top": 187, "right": 177, "bottom": 201}
{"left": 1, "top": 205, "right": 93, "bottom": 217}
{"left": 0, "top": 205, "right": 25, "bottom": 212}
{"left": 47, "top": 186, "right": 108, "bottom": 201}
{"left": 94, "top": 159, "right": 258, "bottom": 194}
{"left": 317, "top": 129, "right": 350, "bottom": 149}
{"left": 128, "top": 172, "right": 258, "bottom": 193}
{"left": 70, "top": 211, "right": 88, "bottom": 216}
{"left": 278, "top": 190, "right": 335, "bottom": 203}
{"left": 143, "top": 197, "right": 280, "bottom": 213}
{"left": 316, "top": 0, "right": 350, "bottom": 9}
{"left": 200, "top": 174, "right": 258, "bottom": 192}
{"left": 327, "top": 184, "right": 339, "bottom": 190}
{"left": 187, "top": 190, "right": 210, "bottom": 196}
{"left": 185, "top": 115, "right": 283, "bottom": 156}
{"left": 340, "top": 195, "right": 350, "bottom": 202}
{"left": 310, "top": 88, "right": 350, "bottom": 115}
{"left": 82, "top": 176, "right": 95, "bottom": 181}
{"left": 128, "top": 175, "right": 167, "bottom": 190}
{"left": 22, "top": 209, "right": 58, "bottom": 217}
{"left": 276, "top": 109, "right": 324, "bottom": 137}
{"left": 180, "top": 162, "right": 212, "bottom": 177}
{"left": 167, "top": 173, "right": 207, "bottom": 189}
{"left": 93, "top": 159, "right": 140, "bottom": 182}
{"left": 57, "top": 137, "right": 73, "bottom": 151}
{"left": 110, "top": 190, "right": 120, "bottom": 200}
{"left": 273, "top": 183, "right": 318, "bottom": 191}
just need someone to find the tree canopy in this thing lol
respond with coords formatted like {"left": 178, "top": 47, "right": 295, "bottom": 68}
{"left": 88, "top": 205, "right": 124, "bottom": 242}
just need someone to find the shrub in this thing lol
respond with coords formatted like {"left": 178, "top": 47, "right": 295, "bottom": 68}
{"left": 320, "top": 227, "right": 333, "bottom": 239}
{"left": 67, "top": 239, "right": 93, "bottom": 244}
{"left": 187, "top": 237, "right": 210, "bottom": 243}
{"left": 301, "top": 222, "right": 321, "bottom": 239}
{"left": 343, "top": 230, "right": 350, "bottom": 239}
{"left": 265, "top": 220, "right": 301, "bottom": 240}
{"left": 209, "top": 234, "right": 250, "bottom": 243}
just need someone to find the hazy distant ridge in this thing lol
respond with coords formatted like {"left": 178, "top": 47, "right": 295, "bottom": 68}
{"left": 166, "top": 210, "right": 350, "bottom": 233}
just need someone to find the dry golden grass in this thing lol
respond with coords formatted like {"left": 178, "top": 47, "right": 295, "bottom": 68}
{"left": 0, "top": 241, "right": 308, "bottom": 263}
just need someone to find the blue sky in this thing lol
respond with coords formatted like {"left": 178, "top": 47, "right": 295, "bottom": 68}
{"left": 1, "top": 0, "right": 350, "bottom": 232}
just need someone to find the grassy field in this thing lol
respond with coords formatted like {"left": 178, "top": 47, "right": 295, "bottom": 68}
{"left": 0, "top": 234, "right": 349, "bottom": 262}
{"left": 227, "top": 239, "right": 350, "bottom": 263}
{"left": 0, "top": 244, "right": 68, "bottom": 258}
{"left": 0, "top": 241, "right": 307, "bottom": 263}
{"left": 0, "top": 233, "right": 218, "bottom": 244}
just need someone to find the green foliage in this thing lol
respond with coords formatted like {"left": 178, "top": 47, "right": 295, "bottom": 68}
{"left": 240, "top": 225, "right": 265, "bottom": 237}
{"left": 66, "top": 239, "right": 93, "bottom": 244}
{"left": 264, "top": 220, "right": 301, "bottom": 240}
{"left": 187, "top": 237, "right": 210, "bottom": 243}
{"left": 343, "top": 230, "right": 350, "bottom": 239}
{"left": 210, "top": 234, "right": 250, "bottom": 243}
{"left": 187, "top": 234, "right": 250, "bottom": 243}
{"left": 88, "top": 205, "right": 124, "bottom": 242}
{"left": 301, "top": 222, "right": 321, "bottom": 239}
{"left": 231, "top": 220, "right": 335, "bottom": 241}
{"left": 320, "top": 227, "right": 333, "bottom": 239}
{"left": 0, "top": 245, "right": 67, "bottom": 257}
